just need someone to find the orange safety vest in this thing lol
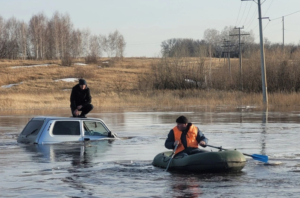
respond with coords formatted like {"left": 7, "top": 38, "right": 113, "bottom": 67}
{"left": 173, "top": 124, "right": 199, "bottom": 154}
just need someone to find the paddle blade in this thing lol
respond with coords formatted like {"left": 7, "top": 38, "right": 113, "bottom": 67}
{"left": 251, "top": 154, "right": 269, "bottom": 163}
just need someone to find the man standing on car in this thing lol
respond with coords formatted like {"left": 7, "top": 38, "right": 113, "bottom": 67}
{"left": 70, "top": 78, "right": 93, "bottom": 118}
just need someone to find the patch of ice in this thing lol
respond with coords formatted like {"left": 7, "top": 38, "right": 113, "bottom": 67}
{"left": 62, "top": 89, "right": 72, "bottom": 91}
{"left": 10, "top": 64, "right": 51, "bottom": 69}
{"left": 74, "top": 63, "right": 87, "bottom": 66}
{"left": 185, "top": 79, "right": 201, "bottom": 86}
{"left": 1, "top": 82, "right": 23, "bottom": 89}
{"left": 185, "top": 79, "right": 195, "bottom": 83}
{"left": 1, "top": 84, "right": 15, "bottom": 88}
{"left": 236, "top": 106, "right": 257, "bottom": 110}
{"left": 102, "top": 61, "right": 109, "bottom": 64}
{"left": 264, "top": 161, "right": 283, "bottom": 166}
{"left": 55, "top": 78, "right": 78, "bottom": 82}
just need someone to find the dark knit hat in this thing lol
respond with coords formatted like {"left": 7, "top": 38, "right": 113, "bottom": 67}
{"left": 176, "top": 116, "right": 188, "bottom": 124}
{"left": 79, "top": 79, "right": 87, "bottom": 85}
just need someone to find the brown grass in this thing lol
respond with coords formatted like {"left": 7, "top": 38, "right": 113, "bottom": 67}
{"left": 0, "top": 57, "right": 299, "bottom": 111}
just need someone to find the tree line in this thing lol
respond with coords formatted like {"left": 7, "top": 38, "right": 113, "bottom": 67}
{"left": 0, "top": 12, "right": 126, "bottom": 62}
{"left": 161, "top": 26, "right": 300, "bottom": 59}
{"left": 151, "top": 26, "right": 300, "bottom": 93}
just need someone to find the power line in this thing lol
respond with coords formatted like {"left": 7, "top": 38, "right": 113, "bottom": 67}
{"left": 245, "top": 8, "right": 257, "bottom": 27}
{"left": 243, "top": 2, "right": 253, "bottom": 26}
{"left": 269, "top": 20, "right": 282, "bottom": 27}
{"left": 285, "top": 29, "right": 300, "bottom": 33}
{"left": 235, "top": 2, "right": 243, "bottom": 26}
{"left": 284, "top": 10, "right": 300, "bottom": 17}
{"left": 257, "top": 15, "right": 280, "bottom": 31}
{"left": 263, "top": 21, "right": 270, "bottom": 30}
{"left": 237, "top": 1, "right": 249, "bottom": 26}
{"left": 263, "top": 0, "right": 274, "bottom": 16}
{"left": 270, "top": 10, "right": 300, "bottom": 21}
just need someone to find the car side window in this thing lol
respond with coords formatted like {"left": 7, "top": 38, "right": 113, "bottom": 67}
{"left": 83, "top": 121, "right": 109, "bottom": 136}
{"left": 52, "top": 121, "right": 80, "bottom": 135}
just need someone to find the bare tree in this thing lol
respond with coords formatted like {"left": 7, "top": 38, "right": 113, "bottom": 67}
{"left": 0, "top": 12, "right": 126, "bottom": 61}
{"left": 29, "top": 13, "right": 47, "bottom": 59}
{"left": 4, "top": 17, "right": 21, "bottom": 59}
{"left": 89, "top": 35, "right": 101, "bottom": 57}
{"left": 18, "top": 21, "right": 28, "bottom": 59}
{"left": 70, "top": 29, "right": 82, "bottom": 58}
{"left": 161, "top": 38, "right": 206, "bottom": 57}
{"left": 115, "top": 30, "right": 126, "bottom": 59}
{"left": 203, "top": 29, "right": 221, "bottom": 57}
{"left": 59, "top": 13, "right": 73, "bottom": 59}
{"left": 108, "top": 31, "right": 117, "bottom": 57}
{"left": 85, "top": 35, "right": 101, "bottom": 64}
{"left": 100, "top": 34, "right": 109, "bottom": 57}
{"left": 161, "top": 38, "right": 177, "bottom": 57}
{"left": 46, "top": 12, "right": 60, "bottom": 59}
{"left": 0, "top": 16, "right": 5, "bottom": 58}
{"left": 81, "top": 29, "right": 91, "bottom": 57}
{"left": 100, "top": 30, "right": 126, "bottom": 58}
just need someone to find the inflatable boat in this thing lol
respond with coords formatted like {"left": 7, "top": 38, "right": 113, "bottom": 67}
{"left": 152, "top": 149, "right": 246, "bottom": 172}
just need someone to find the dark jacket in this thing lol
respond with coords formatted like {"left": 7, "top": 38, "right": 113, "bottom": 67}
{"left": 70, "top": 84, "right": 92, "bottom": 110}
{"left": 165, "top": 123, "right": 208, "bottom": 150}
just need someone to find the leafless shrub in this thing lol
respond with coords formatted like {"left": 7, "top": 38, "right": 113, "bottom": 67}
{"left": 74, "top": 66, "right": 96, "bottom": 79}
{"left": 112, "top": 75, "right": 128, "bottom": 97}
{"left": 61, "top": 53, "right": 73, "bottom": 66}
{"left": 141, "top": 49, "right": 300, "bottom": 93}
{"left": 137, "top": 72, "right": 153, "bottom": 91}
{"left": 85, "top": 55, "right": 98, "bottom": 64}
{"left": 139, "top": 58, "right": 207, "bottom": 90}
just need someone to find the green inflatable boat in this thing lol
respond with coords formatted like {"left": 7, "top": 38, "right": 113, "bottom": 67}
{"left": 152, "top": 149, "right": 246, "bottom": 172}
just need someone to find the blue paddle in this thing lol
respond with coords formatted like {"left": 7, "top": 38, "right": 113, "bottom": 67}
{"left": 207, "top": 144, "right": 269, "bottom": 163}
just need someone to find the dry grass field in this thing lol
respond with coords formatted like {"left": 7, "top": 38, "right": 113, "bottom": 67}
{"left": 0, "top": 57, "right": 299, "bottom": 111}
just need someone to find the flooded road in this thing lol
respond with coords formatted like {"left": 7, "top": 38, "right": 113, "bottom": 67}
{"left": 1, "top": 108, "right": 300, "bottom": 197}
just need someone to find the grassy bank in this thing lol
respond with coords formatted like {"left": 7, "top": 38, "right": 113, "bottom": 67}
{"left": 1, "top": 89, "right": 299, "bottom": 112}
{"left": 0, "top": 58, "right": 299, "bottom": 111}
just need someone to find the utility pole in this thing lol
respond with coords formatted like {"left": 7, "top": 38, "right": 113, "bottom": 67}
{"left": 209, "top": 44, "right": 212, "bottom": 88}
{"left": 222, "top": 39, "right": 234, "bottom": 80}
{"left": 230, "top": 26, "right": 250, "bottom": 90}
{"left": 242, "top": 0, "right": 268, "bottom": 106}
{"left": 257, "top": 0, "right": 268, "bottom": 106}
{"left": 282, "top": 16, "right": 285, "bottom": 49}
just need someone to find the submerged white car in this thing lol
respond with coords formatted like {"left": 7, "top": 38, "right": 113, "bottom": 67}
{"left": 17, "top": 116, "right": 117, "bottom": 144}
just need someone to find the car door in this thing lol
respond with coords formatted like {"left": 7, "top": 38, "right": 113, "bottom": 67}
{"left": 82, "top": 120, "right": 110, "bottom": 140}
{"left": 39, "top": 120, "right": 82, "bottom": 144}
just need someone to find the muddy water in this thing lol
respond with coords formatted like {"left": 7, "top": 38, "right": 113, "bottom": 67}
{"left": 1, "top": 108, "right": 300, "bottom": 197}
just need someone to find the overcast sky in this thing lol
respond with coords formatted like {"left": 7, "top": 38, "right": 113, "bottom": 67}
{"left": 1, "top": 0, "right": 300, "bottom": 57}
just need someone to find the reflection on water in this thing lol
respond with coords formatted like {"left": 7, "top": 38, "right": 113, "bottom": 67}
{"left": 170, "top": 175, "right": 202, "bottom": 198}
{"left": 1, "top": 108, "right": 300, "bottom": 197}
{"left": 21, "top": 140, "right": 115, "bottom": 167}
{"left": 260, "top": 109, "right": 268, "bottom": 155}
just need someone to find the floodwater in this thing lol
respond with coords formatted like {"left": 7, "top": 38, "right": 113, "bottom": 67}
{"left": 1, "top": 107, "right": 300, "bottom": 198}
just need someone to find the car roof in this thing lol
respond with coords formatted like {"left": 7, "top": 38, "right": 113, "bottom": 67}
{"left": 31, "top": 116, "right": 104, "bottom": 122}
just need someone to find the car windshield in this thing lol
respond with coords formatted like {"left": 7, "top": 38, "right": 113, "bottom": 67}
{"left": 20, "top": 120, "right": 44, "bottom": 137}
{"left": 83, "top": 121, "right": 109, "bottom": 136}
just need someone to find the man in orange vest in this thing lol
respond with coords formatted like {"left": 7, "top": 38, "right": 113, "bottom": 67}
{"left": 165, "top": 116, "right": 208, "bottom": 156}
